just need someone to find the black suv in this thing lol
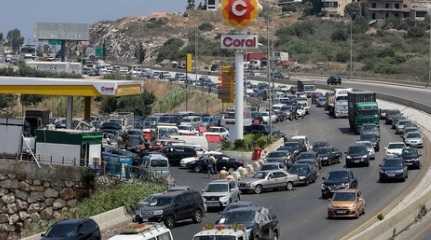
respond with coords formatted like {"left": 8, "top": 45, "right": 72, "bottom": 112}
{"left": 327, "top": 75, "right": 342, "bottom": 85}
{"left": 379, "top": 156, "right": 408, "bottom": 182}
{"left": 162, "top": 145, "right": 197, "bottom": 166}
{"left": 345, "top": 144, "right": 370, "bottom": 167}
{"left": 216, "top": 206, "right": 279, "bottom": 240}
{"left": 134, "top": 190, "right": 205, "bottom": 228}
{"left": 402, "top": 147, "right": 421, "bottom": 169}
{"left": 41, "top": 219, "right": 101, "bottom": 240}
{"left": 317, "top": 147, "right": 342, "bottom": 166}
{"left": 188, "top": 154, "right": 244, "bottom": 173}
{"left": 321, "top": 169, "right": 358, "bottom": 199}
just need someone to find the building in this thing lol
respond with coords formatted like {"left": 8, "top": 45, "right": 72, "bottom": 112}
{"left": 206, "top": 0, "right": 220, "bottom": 11}
{"left": 321, "top": 0, "right": 353, "bottom": 17}
{"left": 366, "top": 0, "right": 431, "bottom": 20}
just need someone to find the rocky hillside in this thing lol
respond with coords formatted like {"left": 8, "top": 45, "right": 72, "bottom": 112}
{"left": 89, "top": 9, "right": 298, "bottom": 64}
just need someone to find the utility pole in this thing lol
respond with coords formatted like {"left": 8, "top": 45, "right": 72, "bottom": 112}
{"left": 266, "top": 3, "right": 273, "bottom": 139}
{"left": 350, "top": 16, "right": 353, "bottom": 80}
{"left": 195, "top": 25, "right": 199, "bottom": 85}
{"left": 428, "top": 7, "right": 431, "bottom": 87}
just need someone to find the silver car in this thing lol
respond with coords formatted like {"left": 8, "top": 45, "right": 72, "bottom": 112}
{"left": 404, "top": 132, "right": 423, "bottom": 148}
{"left": 238, "top": 170, "right": 298, "bottom": 194}
{"left": 202, "top": 180, "right": 240, "bottom": 209}
{"left": 356, "top": 141, "right": 375, "bottom": 159}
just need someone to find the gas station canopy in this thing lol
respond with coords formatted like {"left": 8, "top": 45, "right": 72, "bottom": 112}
{"left": 0, "top": 76, "right": 143, "bottom": 97}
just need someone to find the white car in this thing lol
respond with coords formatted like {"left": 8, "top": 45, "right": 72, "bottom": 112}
{"left": 178, "top": 124, "right": 198, "bottom": 136}
{"left": 205, "top": 126, "right": 230, "bottom": 139}
{"left": 202, "top": 180, "right": 240, "bottom": 208}
{"left": 404, "top": 132, "right": 423, "bottom": 148}
{"left": 260, "top": 112, "right": 277, "bottom": 124}
{"left": 291, "top": 135, "right": 311, "bottom": 151}
{"left": 180, "top": 151, "right": 222, "bottom": 168}
{"left": 108, "top": 223, "right": 173, "bottom": 240}
{"left": 385, "top": 142, "right": 406, "bottom": 156}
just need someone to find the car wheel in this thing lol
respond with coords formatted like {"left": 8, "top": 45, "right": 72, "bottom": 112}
{"left": 286, "top": 182, "right": 294, "bottom": 191}
{"left": 164, "top": 215, "right": 176, "bottom": 229}
{"left": 254, "top": 185, "right": 263, "bottom": 194}
{"left": 272, "top": 231, "right": 279, "bottom": 240}
{"left": 192, "top": 209, "right": 203, "bottom": 223}
{"left": 194, "top": 166, "right": 201, "bottom": 173}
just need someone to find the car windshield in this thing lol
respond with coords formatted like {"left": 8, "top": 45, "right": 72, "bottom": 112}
{"left": 389, "top": 144, "right": 405, "bottom": 149}
{"left": 206, "top": 184, "right": 229, "bottom": 192}
{"left": 253, "top": 171, "right": 269, "bottom": 179}
{"left": 261, "top": 164, "right": 279, "bottom": 171}
{"left": 46, "top": 223, "right": 78, "bottom": 237}
{"left": 142, "top": 196, "right": 173, "bottom": 207}
{"left": 283, "top": 142, "right": 299, "bottom": 150}
{"left": 403, "top": 149, "right": 419, "bottom": 158}
{"left": 360, "top": 134, "right": 376, "bottom": 142}
{"left": 268, "top": 152, "right": 286, "bottom": 158}
{"left": 333, "top": 192, "right": 356, "bottom": 201}
{"left": 151, "top": 159, "right": 168, "bottom": 167}
{"left": 194, "top": 236, "right": 236, "bottom": 240}
{"left": 406, "top": 133, "right": 421, "bottom": 139}
{"left": 219, "top": 210, "right": 255, "bottom": 225}
{"left": 298, "top": 153, "right": 314, "bottom": 159}
{"left": 288, "top": 165, "right": 308, "bottom": 175}
{"left": 349, "top": 146, "right": 367, "bottom": 155}
{"left": 383, "top": 160, "right": 403, "bottom": 168}
{"left": 318, "top": 148, "right": 331, "bottom": 154}
{"left": 328, "top": 171, "right": 349, "bottom": 181}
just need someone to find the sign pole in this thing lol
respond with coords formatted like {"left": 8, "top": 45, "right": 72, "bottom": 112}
{"left": 234, "top": 50, "right": 244, "bottom": 140}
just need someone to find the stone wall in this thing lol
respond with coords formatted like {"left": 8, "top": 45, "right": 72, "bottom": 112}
{"left": 0, "top": 159, "right": 84, "bottom": 240}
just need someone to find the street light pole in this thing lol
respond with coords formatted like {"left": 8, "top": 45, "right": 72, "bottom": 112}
{"left": 350, "top": 16, "right": 353, "bottom": 80}
{"left": 428, "top": 7, "right": 431, "bottom": 87}
{"left": 266, "top": 4, "right": 273, "bottom": 139}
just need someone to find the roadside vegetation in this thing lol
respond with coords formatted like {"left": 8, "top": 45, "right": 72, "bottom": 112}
{"left": 223, "top": 134, "right": 276, "bottom": 151}
{"left": 77, "top": 181, "right": 167, "bottom": 217}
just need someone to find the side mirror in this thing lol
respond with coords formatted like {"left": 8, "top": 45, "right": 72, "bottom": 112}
{"left": 41, "top": 233, "right": 46, "bottom": 237}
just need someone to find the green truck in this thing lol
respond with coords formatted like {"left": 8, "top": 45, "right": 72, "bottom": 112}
{"left": 348, "top": 91, "right": 379, "bottom": 133}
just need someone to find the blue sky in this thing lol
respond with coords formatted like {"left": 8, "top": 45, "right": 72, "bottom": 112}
{"left": 0, "top": 0, "right": 188, "bottom": 40}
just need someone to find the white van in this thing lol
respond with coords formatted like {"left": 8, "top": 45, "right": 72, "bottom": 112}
{"left": 108, "top": 223, "right": 173, "bottom": 240}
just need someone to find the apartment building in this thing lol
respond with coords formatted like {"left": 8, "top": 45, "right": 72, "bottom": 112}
{"left": 321, "top": 0, "right": 353, "bottom": 17}
{"left": 366, "top": 0, "right": 431, "bottom": 20}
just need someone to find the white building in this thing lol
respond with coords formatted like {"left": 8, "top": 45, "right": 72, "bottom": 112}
{"left": 206, "top": 0, "right": 220, "bottom": 11}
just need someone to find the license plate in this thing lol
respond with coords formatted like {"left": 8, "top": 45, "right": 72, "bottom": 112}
{"left": 336, "top": 210, "right": 347, "bottom": 214}
{"left": 207, "top": 202, "right": 220, "bottom": 207}
{"left": 354, "top": 160, "right": 360, "bottom": 163}
{"left": 142, "top": 218, "right": 148, "bottom": 222}
{"left": 387, "top": 173, "right": 395, "bottom": 177}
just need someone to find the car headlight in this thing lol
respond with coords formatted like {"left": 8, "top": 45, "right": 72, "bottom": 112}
{"left": 219, "top": 196, "right": 230, "bottom": 202}
{"left": 362, "top": 155, "right": 368, "bottom": 159}
{"left": 396, "top": 169, "right": 404, "bottom": 173}
{"left": 299, "top": 176, "right": 305, "bottom": 180}
{"left": 379, "top": 169, "right": 385, "bottom": 174}
{"left": 152, "top": 210, "right": 163, "bottom": 215}
{"left": 321, "top": 184, "right": 326, "bottom": 190}
{"left": 321, "top": 157, "right": 328, "bottom": 160}
{"left": 341, "top": 182, "right": 349, "bottom": 188}
{"left": 346, "top": 156, "right": 352, "bottom": 160}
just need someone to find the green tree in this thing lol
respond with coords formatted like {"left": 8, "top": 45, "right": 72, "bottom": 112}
{"left": 21, "top": 95, "right": 45, "bottom": 106}
{"left": 135, "top": 43, "right": 146, "bottom": 64}
{"left": 198, "top": 22, "right": 214, "bottom": 32}
{"left": 0, "top": 32, "right": 3, "bottom": 42}
{"left": 157, "top": 38, "right": 185, "bottom": 62}
{"left": 100, "top": 91, "right": 156, "bottom": 116}
{"left": 331, "top": 28, "right": 348, "bottom": 41}
{"left": 344, "top": 2, "right": 361, "bottom": 19}
{"left": 187, "top": 0, "right": 196, "bottom": 10}
{"left": 6, "top": 29, "right": 24, "bottom": 53}
{"left": 0, "top": 95, "right": 16, "bottom": 109}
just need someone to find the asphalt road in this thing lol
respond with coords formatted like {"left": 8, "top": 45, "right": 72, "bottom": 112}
{"left": 296, "top": 76, "right": 431, "bottom": 106}
{"left": 166, "top": 106, "right": 423, "bottom": 240}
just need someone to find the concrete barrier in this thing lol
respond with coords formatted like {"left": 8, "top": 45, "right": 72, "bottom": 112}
{"left": 21, "top": 206, "right": 132, "bottom": 240}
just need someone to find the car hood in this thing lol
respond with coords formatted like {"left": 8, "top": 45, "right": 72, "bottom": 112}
{"left": 324, "top": 179, "right": 348, "bottom": 185}
{"left": 381, "top": 166, "right": 403, "bottom": 171}
{"left": 240, "top": 178, "right": 261, "bottom": 184}
{"left": 348, "top": 154, "right": 366, "bottom": 159}
{"left": 202, "top": 192, "right": 229, "bottom": 197}
{"left": 331, "top": 201, "right": 356, "bottom": 209}
{"left": 406, "top": 138, "right": 421, "bottom": 142}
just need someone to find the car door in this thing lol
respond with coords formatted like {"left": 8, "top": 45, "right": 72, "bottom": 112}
{"left": 182, "top": 192, "right": 196, "bottom": 220}
{"left": 174, "top": 194, "right": 188, "bottom": 221}
{"left": 350, "top": 172, "right": 358, "bottom": 188}
{"left": 229, "top": 181, "right": 240, "bottom": 201}
{"left": 357, "top": 191, "right": 365, "bottom": 212}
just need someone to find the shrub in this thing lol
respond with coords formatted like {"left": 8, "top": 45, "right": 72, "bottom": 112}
{"left": 199, "top": 22, "right": 214, "bottom": 32}
{"left": 234, "top": 139, "right": 246, "bottom": 150}
{"left": 77, "top": 182, "right": 166, "bottom": 217}
{"left": 331, "top": 28, "right": 348, "bottom": 42}
{"left": 157, "top": 38, "right": 185, "bottom": 62}
{"left": 377, "top": 213, "right": 384, "bottom": 221}
{"left": 256, "top": 137, "right": 268, "bottom": 149}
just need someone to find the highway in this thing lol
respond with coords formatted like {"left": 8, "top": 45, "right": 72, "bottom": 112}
{"left": 165, "top": 106, "right": 423, "bottom": 240}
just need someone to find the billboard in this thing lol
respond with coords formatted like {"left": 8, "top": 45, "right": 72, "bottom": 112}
{"left": 221, "top": 34, "right": 258, "bottom": 49}
{"left": 219, "top": 65, "right": 235, "bottom": 103}
{"left": 33, "top": 22, "right": 89, "bottom": 41}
